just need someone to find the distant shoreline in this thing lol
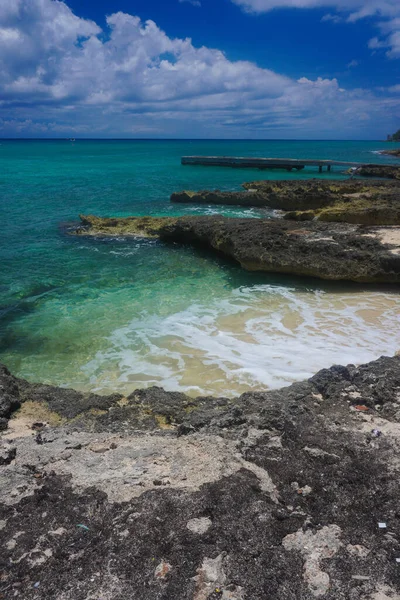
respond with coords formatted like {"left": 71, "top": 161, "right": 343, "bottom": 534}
{"left": 379, "top": 148, "right": 400, "bottom": 157}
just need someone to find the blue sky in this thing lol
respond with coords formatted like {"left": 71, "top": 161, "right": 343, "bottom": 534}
{"left": 0, "top": 0, "right": 399, "bottom": 139}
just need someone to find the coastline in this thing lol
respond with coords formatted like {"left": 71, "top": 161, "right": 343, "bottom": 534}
{"left": 2, "top": 354, "right": 400, "bottom": 598}
{"left": 2, "top": 152, "right": 400, "bottom": 598}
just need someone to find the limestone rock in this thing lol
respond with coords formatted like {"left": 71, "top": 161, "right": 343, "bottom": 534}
{"left": 158, "top": 217, "right": 400, "bottom": 283}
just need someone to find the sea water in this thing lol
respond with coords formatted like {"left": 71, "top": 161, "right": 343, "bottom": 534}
{"left": 1, "top": 139, "right": 400, "bottom": 396}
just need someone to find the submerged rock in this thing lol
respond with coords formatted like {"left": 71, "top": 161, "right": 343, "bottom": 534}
{"left": 1, "top": 354, "right": 400, "bottom": 599}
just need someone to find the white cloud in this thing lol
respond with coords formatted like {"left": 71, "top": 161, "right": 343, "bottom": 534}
{"left": 231, "top": 0, "right": 400, "bottom": 58}
{"left": 321, "top": 13, "right": 343, "bottom": 24}
{"left": 179, "top": 0, "right": 202, "bottom": 7}
{"left": 347, "top": 59, "right": 359, "bottom": 68}
{"left": 0, "top": 0, "right": 398, "bottom": 138}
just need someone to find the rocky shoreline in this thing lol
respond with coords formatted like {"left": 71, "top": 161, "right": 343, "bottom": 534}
{"left": 356, "top": 164, "right": 400, "bottom": 180}
{"left": 172, "top": 179, "right": 400, "bottom": 224}
{"left": 2, "top": 355, "right": 400, "bottom": 599}
{"left": 74, "top": 214, "right": 400, "bottom": 283}
{"left": 3, "top": 175, "right": 400, "bottom": 599}
{"left": 380, "top": 149, "right": 400, "bottom": 159}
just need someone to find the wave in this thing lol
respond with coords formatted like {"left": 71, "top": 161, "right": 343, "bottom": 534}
{"left": 82, "top": 285, "right": 400, "bottom": 397}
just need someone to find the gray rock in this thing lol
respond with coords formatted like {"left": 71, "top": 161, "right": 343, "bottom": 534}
{"left": 1, "top": 355, "right": 400, "bottom": 599}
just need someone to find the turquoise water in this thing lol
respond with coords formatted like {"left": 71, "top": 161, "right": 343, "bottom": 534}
{"left": 1, "top": 139, "right": 400, "bottom": 396}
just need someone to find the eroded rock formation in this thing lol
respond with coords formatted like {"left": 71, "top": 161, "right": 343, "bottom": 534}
{"left": 1, "top": 355, "right": 400, "bottom": 599}
{"left": 171, "top": 180, "right": 400, "bottom": 225}
{"left": 355, "top": 165, "right": 400, "bottom": 180}
{"left": 73, "top": 214, "right": 400, "bottom": 283}
{"left": 380, "top": 149, "right": 400, "bottom": 158}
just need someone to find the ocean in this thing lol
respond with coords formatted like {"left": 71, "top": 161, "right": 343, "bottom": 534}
{"left": 1, "top": 139, "right": 400, "bottom": 396}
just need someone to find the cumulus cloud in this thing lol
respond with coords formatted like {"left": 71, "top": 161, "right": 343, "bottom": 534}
{"left": 0, "top": 0, "right": 398, "bottom": 138}
{"left": 231, "top": 0, "right": 400, "bottom": 58}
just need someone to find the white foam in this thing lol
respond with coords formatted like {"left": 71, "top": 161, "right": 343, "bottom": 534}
{"left": 82, "top": 285, "right": 400, "bottom": 397}
{"left": 180, "top": 205, "right": 270, "bottom": 219}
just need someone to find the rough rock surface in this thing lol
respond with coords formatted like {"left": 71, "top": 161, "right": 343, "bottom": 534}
{"left": 160, "top": 216, "right": 400, "bottom": 282}
{"left": 171, "top": 190, "right": 273, "bottom": 208}
{"left": 72, "top": 215, "right": 400, "bottom": 282}
{"left": 380, "top": 149, "right": 400, "bottom": 158}
{"left": 74, "top": 214, "right": 178, "bottom": 237}
{"left": 0, "top": 364, "right": 22, "bottom": 430}
{"left": 171, "top": 181, "right": 400, "bottom": 225}
{"left": 356, "top": 165, "right": 400, "bottom": 181}
{"left": 1, "top": 355, "right": 400, "bottom": 599}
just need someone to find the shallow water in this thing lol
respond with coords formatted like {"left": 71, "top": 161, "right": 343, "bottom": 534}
{"left": 1, "top": 139, "right": 400, "bottom": 395}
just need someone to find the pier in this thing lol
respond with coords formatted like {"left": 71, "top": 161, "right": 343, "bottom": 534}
{"left": 181, "top": 156, "right": 365, "bottom": 173}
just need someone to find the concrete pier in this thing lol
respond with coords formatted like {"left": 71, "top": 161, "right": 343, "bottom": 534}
{"left": 181, "top": 156, "right": 365, "bottom": 172}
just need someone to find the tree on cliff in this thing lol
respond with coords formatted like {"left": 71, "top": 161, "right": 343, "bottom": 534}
{"left": 388, "top": 130, "right": 400, "bottom": 141}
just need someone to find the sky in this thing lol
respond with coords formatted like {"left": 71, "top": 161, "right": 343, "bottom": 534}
{"left": 0, "top": 0, "right": 399, "bottom": 139}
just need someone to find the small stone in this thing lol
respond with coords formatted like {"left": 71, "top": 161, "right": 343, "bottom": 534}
{"left": 347, "top": 544, "right": 370, "bottom": 558}
{"left": 49, "top": 528, "right": 67, "bottom": 536}
{"left": 6, "top": 538, "right": 17, "bottom": 550}
{"left": 155, "top": 561, "right": 172, "bottom": 580}
{"left": 351, "top": 575, "right": 370, "bottom": 581}
{"left": 298, "top": 485, "right": 313, "bottom": 496}
{"left": 187, "top": 517, "right": 212, "bottom": 535}
{"left": 119, "top": 529, "right": 129, "bottom": 538}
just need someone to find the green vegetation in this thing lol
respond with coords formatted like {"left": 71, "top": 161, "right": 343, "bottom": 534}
{"left": 387, "top": 130, "right": 400, "bottom": 141}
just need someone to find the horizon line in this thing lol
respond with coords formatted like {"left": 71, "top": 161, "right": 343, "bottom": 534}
{"left": 0, "top": 137, "right": 391, "bottom": 142}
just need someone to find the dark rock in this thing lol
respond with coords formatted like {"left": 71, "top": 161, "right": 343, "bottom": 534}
{"left": 0, "top": 364, "right": 22, "bottom": 425}
{"left": 171, "top": 189, "right": 271, "bottom": 207}
{"left": 378, "top": 149, "right": 400, "bottom": 158}
{"left": 158, "top": 216, "right": 400, "bottom": 283}
{"left": 70, "top": 211, "right": 400, "bottom": 282}
{"left": 0, "top": 445, "right": 16, "bottom": 465}
{"left": 172, "top": 180, "right": 400, "bottom": 219}
{"left": 1, "top": 356, "right": 400, "bottom": 598}
{"left": 18, "top": 381, "right": 123, "bottom": 420}
{"left": 353, "top": 164, "right": 400, "bottom": 180}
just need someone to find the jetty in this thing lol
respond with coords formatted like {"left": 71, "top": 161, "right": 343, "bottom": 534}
{"left": 181, "top": 156, "right": 365, "bottom": 173}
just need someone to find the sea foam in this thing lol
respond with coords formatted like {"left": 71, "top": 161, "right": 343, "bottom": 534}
{"left": 82, "top": 285, "right": 400, "bottom": 397}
